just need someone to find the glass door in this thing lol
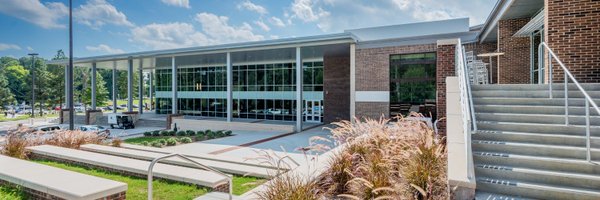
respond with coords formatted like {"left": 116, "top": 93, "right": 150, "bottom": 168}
{"left": 303, "top": 100, "right": 321, "bottom": 123}
{"left": 531, "top": 29, "right": 544, "bottom": 84}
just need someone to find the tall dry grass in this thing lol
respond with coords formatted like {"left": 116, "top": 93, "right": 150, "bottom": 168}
{"left": 256, "top": 113, "right": 448, "bottom": 200}
{"left": 0, "top": 126, "right": 109, "bottom": 159}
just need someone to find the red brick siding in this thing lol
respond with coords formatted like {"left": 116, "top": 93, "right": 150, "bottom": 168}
{"left": 324, "top": 54, "right": 350, "bottom": 123}
{"left": 355, "top": 102, "right": 389, "bottom": 120}
{"left": 436, "top": 44, "right": 456, "bottom": 136}
{"left": 546, "top": 0, "right": 600, "bottom": 83}
{"left": 498, "top": 18, "right": 532, "bottom": 84}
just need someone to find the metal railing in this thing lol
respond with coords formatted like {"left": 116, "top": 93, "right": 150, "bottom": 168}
{"left": 455, "top": 39, "right": 477, "bottom": 179}
{"left": 538, "top": 42, "right": 600, "bottom": 162}
{"left": 147, "top": 153, "right": 233, "bottom": 200}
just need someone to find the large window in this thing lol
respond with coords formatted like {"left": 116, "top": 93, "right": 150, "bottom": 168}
{"left": 389, "top": 53, "right": 437, "bottom": 118}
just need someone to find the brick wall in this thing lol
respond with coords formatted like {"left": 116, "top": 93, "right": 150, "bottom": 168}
{"left": 323, "top": 54, "right": 350, "bottom": 123}
{"left": 355, "top": 44, "right": 436, "bottom": 119}
{"left": 436, "top": 44, "right": 456, "bottom": 136}
{"left": 498, "top": 18, "right": 532, "bottom": 84}
{"left": 546, "top": 0, "right": 600, "bottom": 83}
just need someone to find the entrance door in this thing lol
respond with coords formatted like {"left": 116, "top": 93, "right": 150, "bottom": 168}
{"left": 303, "top": 100, "right": 322, "bottom": 123}
{"left": 531, "top": 29, "right": 544, "bottom": 84}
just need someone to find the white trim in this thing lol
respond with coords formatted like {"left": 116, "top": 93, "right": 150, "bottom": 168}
{"left": 437, "top": 38, "right": 460, "bottom": 46}
{"left": 355, "top": 91, "right": 389, "bottom": 102}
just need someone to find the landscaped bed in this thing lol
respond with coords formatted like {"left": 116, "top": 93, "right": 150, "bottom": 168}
{"left": 125, "top": 130, "right": 233, "bottom": 148}
{"left": 0, "top": 185, "right": 25, "bottom": 200}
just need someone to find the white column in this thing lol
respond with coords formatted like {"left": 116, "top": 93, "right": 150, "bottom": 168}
{"left": 149, "top": 70, "right": 153, "bottom": 112}
{"left": 112, "top": 61, "right": 117, "bottom": 113}
{"left": 91, "top": 62, "right": 97, "bottom": 110}
{"left": 295, "top": 47, "right": 303, "bottom": 132}
{"left": 127, "top": 59, "right": 133, "bottom": 112}
{"left": 171, "top": 56, "right": 178, "bottom": 114}
{"left": 350, "top": 44, "right": 356, "bottom": 122}
{"left": 138, "top": 59, "right": 144, "bottom": 114}
{"left": 226, "top": 52, "right": 232, "bottom": 122}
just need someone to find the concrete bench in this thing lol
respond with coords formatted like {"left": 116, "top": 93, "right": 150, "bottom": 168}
{"left": 81, "top": 144, "right": 276, "bottom": 178}
{"left": 0, "top": 155, "right": 127, "bottom": 200}
{"left": 27, "top": 145, "right": 229, "bottom": 188}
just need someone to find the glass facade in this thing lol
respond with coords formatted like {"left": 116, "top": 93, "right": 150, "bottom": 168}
{"left": 155, "top": 60, "right": 324, "bottom": 122}
{"left": 389, "top": 53, "right": 437, "bottom": 118}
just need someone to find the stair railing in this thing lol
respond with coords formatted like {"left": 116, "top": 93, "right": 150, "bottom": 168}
{"left": 455, "top": 39, "right": 477, "bottom": 179}
{"left": 147, "top": 153, "right": 233, "bottom": 200}
{"left": 539, "top": 42, "right": 600, "bottom": 162}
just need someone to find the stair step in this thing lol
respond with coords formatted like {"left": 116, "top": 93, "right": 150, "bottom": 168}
{"left": 475, "top": 113, "right": 600, "bottom": 126}
{"left": 474, "top": 105, "right": 596, "bottom": 115}
{"left": 472, "top": 140, "right": 600, "bottom": 159}
{"left": 472, "top": 130, "right": 600, "bottom": 147}
{"left": 475, "top": 191, "right": 534, "bottom": 200}
{"left": 476, "top": 177, "right": 600, "bottom": 200}
{"left": 475, "top": 164, "right": 600, "bottom": 190}
{"left": 473, "top": 97, "right": 600, "bottom": 107}
{"left": 476, "top": 121, "right": 600, "bottom": 136}
{"left": 473, "top": 151, "right": 600, "bottom": 175}
{"left": 471, "top": 84, "right": 600, "bottom": 91}
{"left": 472, "top": 90, "right": 600, "bottom": 98}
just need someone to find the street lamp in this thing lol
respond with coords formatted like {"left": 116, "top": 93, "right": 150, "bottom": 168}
{"left": 28, "top": 53, "right": 38, "bottom": 118}
{"left": 68, "top": 0, "right": 74, "bottom": 130}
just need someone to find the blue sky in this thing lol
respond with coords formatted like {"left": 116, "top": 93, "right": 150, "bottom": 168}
{"left": 0, "top": 0, "right": 496, "bottom": 60}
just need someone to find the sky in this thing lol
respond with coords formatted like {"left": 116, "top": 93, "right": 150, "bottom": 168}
{"left": 0, "top": 0, "right": 497, "bottom": 60}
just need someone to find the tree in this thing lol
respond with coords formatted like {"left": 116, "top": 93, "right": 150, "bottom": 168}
{"left": 3, "top": 64, "right": 29, "bottom": 103}
{"left": 82, "top": 72, "right": 109, "bottom": 108}
{"left": 0, "top": 73, "right": 15, "bottom": 108}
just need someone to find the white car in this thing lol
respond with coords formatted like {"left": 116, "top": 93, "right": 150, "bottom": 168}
{"left": 79, "top": 125, "right": 110, "bottom": 135}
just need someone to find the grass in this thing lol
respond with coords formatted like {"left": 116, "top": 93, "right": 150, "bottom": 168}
{"left": 33, "top": 159, "right": 264, "bottom": 199}
{"left": 0, "top": 185, "right": 26, "bottom": 200}
{"left": 123, "top": 136, "right": 186, "bottom": 144}
{"left": 0, "top": 113, "right": 58, "bottom": 122}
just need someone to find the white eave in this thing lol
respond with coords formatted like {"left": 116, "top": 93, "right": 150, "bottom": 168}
{"left": 513, "top": 9, "right": 544, "bottom": 37}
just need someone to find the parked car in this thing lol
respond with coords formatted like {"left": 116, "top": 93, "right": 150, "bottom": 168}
{"left": 79, "top": 125, "right": 110, "bottom": 136}
{"left": 35, "top": 125, "right": 62, "bottom": 133}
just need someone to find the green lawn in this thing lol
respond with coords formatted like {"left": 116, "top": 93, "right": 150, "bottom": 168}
{"left": 0, "top": 113, "right": 59, "bottom": 122}
{"left": 0, "top": 185, "right": 26, "bottom": 200}
{"left": 33, "top": 160, "right": 264, "bottom": 199}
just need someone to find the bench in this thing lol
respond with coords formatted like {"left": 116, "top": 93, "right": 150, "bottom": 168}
{"left": 0, "top": 154, "right": 127, "bottom": 200}
{"left": 81, "top": 144, "right": 276, "bottom": 178}
{"left": 27, "top": 145, "right": 229, "bottom": 188}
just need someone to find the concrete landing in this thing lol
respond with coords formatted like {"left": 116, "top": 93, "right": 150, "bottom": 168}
{"left": 27, "top": 145, "right": 229, "bottom": 188}
{"left": 81, "top": 144, "right": 276, "bottom": 178}
{"left": 194, "top": 192, "right": 242, "bottom": 200}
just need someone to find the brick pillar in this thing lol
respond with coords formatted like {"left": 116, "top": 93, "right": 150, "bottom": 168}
{"left": 498, "top": 18, "right": 531, "bottom": 84}
{"left": 324, "top": 53, "right": 350, "bottom": 123}
{"left": 436, "top": 43, "right": 456, "bottom": 136}
{"left": 546, "top": 0, "right": 600, "bottom": 83}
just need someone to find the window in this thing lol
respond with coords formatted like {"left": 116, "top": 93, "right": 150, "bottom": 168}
{"left": 389, "top": 53, "right": 437, "bottom": 119}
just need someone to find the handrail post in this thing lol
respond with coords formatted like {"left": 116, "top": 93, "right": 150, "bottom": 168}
{"left": 586, "top": 100, "right": 591, "bottom": 162}
{"left": 538, "top": 43, "right": 543, "bottom": 84}
{"left": 564, "top": 73, "right": 569, "bottom": 125}
{"left": 549, "top": 53, "right": 553, "bottom": 98}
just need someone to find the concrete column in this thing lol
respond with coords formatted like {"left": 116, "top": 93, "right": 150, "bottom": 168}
{"left": 91, "top": 62, "right": 97, "bottom": 110}
{"left": 149, "top": 70, "right": 153, "bottom": 111}
{"left": 226, "top": 52, "right": 232, "bottom": 122}
{"left": 127, "top": 59, "right": 133, "bottom": 112}
{"left": 295, "top": 47, "right": 303, "bottom": 132}
{"left": 138, "top": 59, "right": 143, "bottom": 114}
{"left": 350, "top": 44, "right": 356, "bottom": 122}
{"left": 171, "top": 56, "right": 178, "bottom": 114}
{"left": 112, "top": 61, "right": 117, "bottom": 113}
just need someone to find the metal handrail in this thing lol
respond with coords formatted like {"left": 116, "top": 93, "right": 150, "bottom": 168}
{"left": 455, "top": 39, "right": 477, "bottom": 179}
{"left": 539, "top": 42, "right": 600, "bottom": 162}
{"left": 147, "top": 153, "right": 233, "bottom": 200}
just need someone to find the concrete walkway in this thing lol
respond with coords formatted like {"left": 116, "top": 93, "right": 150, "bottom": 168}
{"left": 27, "top": 145, "right": 229, "bottom": 188}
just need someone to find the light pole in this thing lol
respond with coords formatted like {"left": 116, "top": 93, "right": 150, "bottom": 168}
{"left": 68, "top": 0, "right": 74, "bottom": 130}
{"left": 28, "top": 53, "right": 38, "bottom": 118}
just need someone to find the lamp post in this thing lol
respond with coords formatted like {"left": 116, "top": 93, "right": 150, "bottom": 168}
{"left": 68, "top": 0, "right": 74, "bottom": 130}
{"left": 28, "top": 53, "right": 38, "bottom": 117}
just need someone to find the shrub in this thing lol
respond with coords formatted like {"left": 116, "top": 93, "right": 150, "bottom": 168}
{"left": 196, "top": 135, "right": 206, "bottom": 141}
{"left": 215, "top": 130, "right": 225, "bottom": 137}
{"left": 160, "top": 130, "right": 170, "bottom": 136}
{"left": 157, "top": 139, "right": 167, "bottom": 145}
{"left": 256, "top": 173, "right": 320, "bottom": 200}
{"left": 152, "top": 130, "right": 161, "bottom": 136}
{"left": 111, "top": 138, "right": 122, "bottom": 147}
{"left": 141, "top": 141, "right": 149, "bottom": 146}
{"left": 206, "top": 132, "right": 215, "bottom": 139}
{"left": 151, "top": 141, "right": 163, "bottom": 148}
{"left": 205, "top": 129, "right": 212, "bottom": 135}
{"left": 143, "top": 132, "right": 152, "bottom": 136}
{"left": 1, "top": 127, "right": 39, "bottom": 159}
{"left": 224, "top": 130, "right": 233, "bottom": 136}
{"left": 186, "top": 130, "right": 196, "bottom": 136}
{"left": 180, "top": 137, "right": 193, "bottom": 144}
{"left": 166, "top": 138, "right": 178, "bottom": 146}
{"left": 45, "top": 130, "right": 108, "bottom": 149}
{"left": 196, "top": 130, "right": 205, "bottom": 136}
{"left": 169, "top": 131, "right": 176, "bottom": 136}
{"left": 177, "top": 131, "right": 187, "bottom": 136}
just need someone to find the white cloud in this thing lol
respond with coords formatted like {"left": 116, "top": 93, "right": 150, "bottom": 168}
{"left": 85, "top": 44, "right": 125, "bottom": 54}
{"left": 0, "top": 0, "right": 67, "bottom": 29}
{"left": 26, "top": 46, "right": 34, "bottom": 51}
{"left": 254, "top": 20, "right": 271, "bottom": 32}
{"left": 269, "top": 17, "right": 286, "bottom": 27}
{"left": 130, "top": 22, "right": 210, "bottom": 50}
{"left": 0, "top": 43, "right": 21, "bottom": 51}
{"left": 237, "top": 1, "right": 268, "bottom": 15}
{"left": 161, "top": 0, "right": 190, "bottom": 8}
{"left": 195, "top": 12, "right": 264, "bottom": 43}
{"left": 391, "top": 0, "right": 411, "bottom": 10}
{"left": 75, "top": 0, "right": 134, "bottom": 29}
{"left": 289, "top": 0, "right": 330, "bottom": 22}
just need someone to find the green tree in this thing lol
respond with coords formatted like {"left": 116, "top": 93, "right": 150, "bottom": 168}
{"left": 0, "top": 73, "right": 15, "bottom": 107}
{"left": 82, "top": 72, "right": 109, "bottom": 108}
{"left": 3, "top": 64, "right": 29, "bottom": 103}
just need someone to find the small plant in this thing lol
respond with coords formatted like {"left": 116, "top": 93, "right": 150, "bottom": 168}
{"left": 205, "top": 130, "right": 212, "bottom": 135}
{"left": 141, "top": 141, "right": 149, "bottom": 146}
{"left": 177, "top": 131, "right": 187, "bottom": 136}
{"left": 166, "top": 138, "right": 178, "bottom": 146}
{"left": 157, "top": 139, "right": 167, "bottom": 145}
{"left": 196, "top": 130, "right": 205, "bottom": 136}
{"left": 186, "top": 130, "right": 196, "bottom": 136}
{"left": 111, "top": 138, "right": 122, "bottom": 147}
{"left": 151, "top": 141, "right": 163, "bottom": 148}
{"left": 224, "top": 130, "right": 233, "bottom": 136}
{"left": 196, "top": 134, "right": 206, "bottom": 141}
{"left": 169, "top": 131, "right": 176, "bottom": 136}
{"left": 152, "top": 130, "right": 161, "bottom": 136}
{"left": 143, "top": 132, "right": 152, "bottom": 136}
{"left": 215, "top": 130, "right": 225, "bottom": 137}
{"left": 180, "top": 137, "right": 193, "bottom": 143}
{"left": 206, "top": 131, "right": 215, "bottom": 139}
{"left": 160, "top": 130, "right": 170, "bottom": 136}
